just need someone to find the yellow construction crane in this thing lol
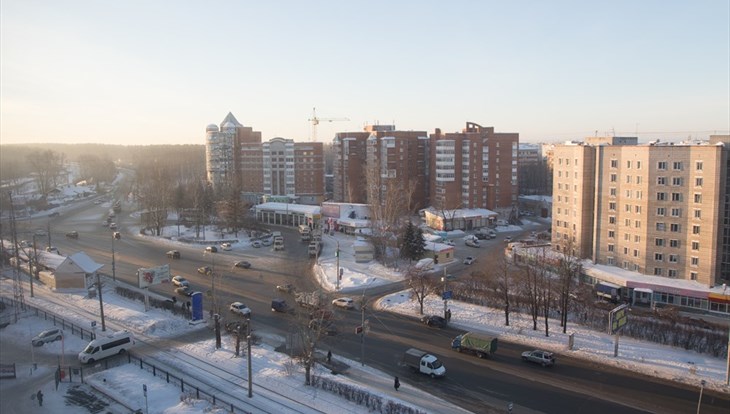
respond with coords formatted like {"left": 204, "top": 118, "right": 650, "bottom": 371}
{"left": 308, "top": 107, "right": 349, "bottom": 142}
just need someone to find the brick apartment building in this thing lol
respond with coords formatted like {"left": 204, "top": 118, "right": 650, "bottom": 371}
{"left": 430, "top": 122, "right": 519, "bottom": 210}
{"left": 205, "top": 112, "right": 262, "bottom": 190}
{"left": 552, "top": 135, "right": 730, "bottom": 288}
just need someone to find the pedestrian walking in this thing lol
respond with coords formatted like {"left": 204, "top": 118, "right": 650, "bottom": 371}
{"left": 394, "top": 376, "right": 400, "bottom": 391}
{"left": 36, "top": 390, "right": 43, "bottom": 407}
{"left": 446, "top": 308, "right": 452, "bottom": 322}
{"left": 327, "top": 350, "right": 332, "bottom": 363}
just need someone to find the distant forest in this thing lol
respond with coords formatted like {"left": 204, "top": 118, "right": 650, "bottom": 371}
{"left": 0, "top": 143, "right": 206, "bottom": 183}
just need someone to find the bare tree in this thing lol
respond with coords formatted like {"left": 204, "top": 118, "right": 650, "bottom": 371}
{"left": 556, "top": 238, "right": 581, "bottom": 333}
{"left": 406, "top": 265, "right": 436, "bottom": 315}
{"left": 26, "top": 149, "right": 64, "bottom": 200}
{"left": 291, "top": 292, "right": 340, "bottom": 386}
{"left": 492, "top": 255, "right": 515, "bottom": 326}
{"left": 136, "top": 162, "right": 172, "bottom": 236}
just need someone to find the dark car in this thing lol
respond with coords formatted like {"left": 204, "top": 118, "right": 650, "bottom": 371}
{"left": 197, "top": 266, "right": 212, "bottom": 275}
{"left": 234, "top": 260, "right": 251, "bottom": 269}
{"left": 420, "top": 315, "right": 447, "bottom": 328}
{"left": 65, "top": 231, "right": 79, "bottom": 239}
{"left": 166, "top": 250, "right": 181, "bottom": 259}
{"left": 271, "top": 298, "right": 292, "bottom": 313}
{"left": 205, "top": 246, "right": 218, "bottom": 253}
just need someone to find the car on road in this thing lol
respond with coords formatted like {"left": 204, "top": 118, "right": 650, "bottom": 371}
{"left": 65, "top": 231, "right": 79, "bottom": 239}
{"left": 276, "top": 284, "right": 294, "bottom": 293}
{"left": 32, "top": 328, "right": 63, "bottom": 346}
{"left": 332, "top": 297, "right": 354, "bottom": 309}
{"left": 175, "top": 286, "right": 194, "bottom": 297}
{"left": 197, "top": 266, "right": 212, "bottom": 275}
{"left": 463, "top": 256, "right": 475, "bottom": 265}
{"left": 504, "top": 236, "right": 513, "bottom": 243}
{"left": 109, "top": 223, "right": 118, "bottom": 230}
{"left": 229, "top": 302, "right": 252, "bottom": 317}
{"left": 261, "top": 238, "right": 272, "bottom": 246}
{"left": 46, "top": 246, "right": 60, "bottom": 254}
{"left": 234, "top": 261, "right": 251, "bottom": 269}
{"left": 171, "top": 275, "right": 189, "bottom": 287}
{"left": 420, "top": 315, "right": 447, "bottom": 328}
{"left": 166, "top": 250, "right": 181, "bottom": 259}
{"left": 465, "top": 239, "right": 480, "bottom": 248}
{"left": 49, "top": 211, "right": 60, "bottom": 217}
{"left": 221, "top": 243, "right": 232, "bottom": 251}
{"left": 205, "top": 246, "right": 218, "bottom": 253}
{"left": 251, "top": 240, "right": 262, "bottom": 248}
{"left": 113, "top": 231, "right": 121, "bottom": 240}
{"left": 521, "top": 350, "right": 555, "bottom": 367}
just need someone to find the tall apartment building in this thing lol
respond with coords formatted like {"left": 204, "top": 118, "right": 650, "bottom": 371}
{"left": 205, "top": 112, "right": 261, "bottom": 189}
{"left": 205, "top": 113, "right": 324, "bottom": 204}
{"left": 710, "top": 135, "right": 730, "bottom": 282}
{"left": 552, "top": 137, "right": 729, "bottom": 287}
{"left": 430, "top": 122, "right": 519, "bottom": 210}
{"left": 332, "top": 131, "right": 371, "bottom": 204}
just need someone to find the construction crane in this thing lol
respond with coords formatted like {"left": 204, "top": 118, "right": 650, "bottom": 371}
{"left": 308, "top": 107, "right": 349, "bottom": 142}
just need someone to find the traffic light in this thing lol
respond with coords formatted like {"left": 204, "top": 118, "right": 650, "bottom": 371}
{"left": 434, "top": 254, "right": 439, "bottom": 265}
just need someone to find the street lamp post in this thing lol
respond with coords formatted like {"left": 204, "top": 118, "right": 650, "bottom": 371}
{"left": 696, "top": 379, "right": 706, "bottom": 414}
{"left": 441, "top": 266, "right": 449, "bottom": 321}
{"left": 111, "top": 234, "right": 116, "bottom": 281}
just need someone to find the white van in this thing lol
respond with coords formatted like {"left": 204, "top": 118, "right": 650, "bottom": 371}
{"left": 78, "top": 331, "right": 135, "bottom": 364}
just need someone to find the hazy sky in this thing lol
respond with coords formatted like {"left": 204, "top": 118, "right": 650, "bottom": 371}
{"left": 1, "top": 1, "right": 728, "bottom": 146}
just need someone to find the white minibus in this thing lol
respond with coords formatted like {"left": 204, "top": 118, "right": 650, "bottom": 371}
{"left": 78, "top": 331, "right": 135, "bottom": 364}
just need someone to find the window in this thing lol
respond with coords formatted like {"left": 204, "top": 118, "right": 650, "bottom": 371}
{"left": 694, "top": 194, "right": 702, "bottom": 203}
{"left": 657, "top": 177, "right": 666, "bottom": 185}
{"left": 670, "top": 223, "right": 680, "bottom": 232}
{"left": 695, "top": 177, "right": 703, "bottom": 187}
{"left": 623, "top": 247, "right": 629, "bottom": 254}
{"left": 636, "top": 176, "right": 642, "bottom": 184}
{"left": 690, "top": 272, "right": 698, "bottom": 281}
{"left": 635, "top": 205, "right": 641, "bottom": 213}
{"left": 610, "top": 173, "right": 617, "bottom": 182}
{"left": 610, "top": 187, "right": 616, "bottom": 196}
{"left": 627, "top": 160, "right": 632, "bottom": 168}
{"left": 696, "top": 161, "right": 703, "bottom": 171}
{"left": 670, "top": 239, "right": 679, "bottom": 248}
{"left": 610, "top": 159, "right": 618, "bottom": 168}
{"left": 668, "top": 269, "right": 678, "bottom": 278}
{"left": 691, "top": 241, "right": 699, "bottom": 250}
{"left": 609, "top": 216, "right": 616, "bottom": 224}
{"left": 672, "top": 161, "right": 682, "bottom": 170}
{"left": 608, "top": 230, "right": 615, "bottom": 238}
{"left": 609, "top": 202, "right": 616, "bottom": 211}
{"left": 671, "top": 208, "right": 681, "bottom": 217}
{"left": 656, "top": 207, "right": 665, "bottom": 216}
{"left": 633, "top": 249, "right": 639, "bottom": 257}
{"left": 690, "top": 257, "right": 699, "bottom": 266}
{"left": 658, "top": 161, "right": 667, "bottom": 170}
{"left": 608, "top": 244, "right": 615, "bottom": 252}
{"left": 671, "top": 193, "right": 681, "bottom": 202}
{"left": 655, "top": 238, "right": 665, "bottom": 247}
{"left": 626, "top": 175, "right": 632, "bottom": 184}
{"left": 692, "top": 225, "right": 700, "bottom": 235}
{"left": 669, "top": 254, "right": 678, "bottom": 263}
{"left": 634, "top": 235, "right": 641, "bottom": 242}
{"left": 636, "top": 190, "right": 643, "bottom": 199}
{"left": 654, "top": 268, "right": 663, "bottom": 276}
{"left": 625, "top": 204, "right": 631, "bottom": 212}
{"left": 625, "top": 189, "right": 632, "bottom": 198}
{"left": 625, "top": 218, "right": 631, "bottom": 226}
{"left": 656, "top": 192, "right": 666, "bottom": 201}
{"left": 607, "top": 257, "right": 615, "bottom": 265}
{"left": 694, "top": 209, "right": 701, "bottom": 219}
{"left": 672, "top": 177, "right": 683, "bottom": 186}
{"left": 654, "top": 253, "right": 663, "bottom": 261}
{"left": 624, "top": 233, "right": 630, "bottom": 241}
{"left": 634, "top": 220, "right": 641, "bottom": 228}
{"left": 656, "top": 223, "right": 666, "bottom": 231}
{"left": 636, "top": 161, "right": 642, "bottom": 169}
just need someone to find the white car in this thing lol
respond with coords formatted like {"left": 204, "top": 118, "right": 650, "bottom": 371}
{"left": 251, "top": 240, "right": 262, "bottom": 248}
{"left": 261, "top": 238, "right": 272, "bottom": 246}
{"left": 463, "top": 256, "right": 475, "bottom": 265}
{"left": 230, "top": 302, "right": 252, "bottom": 317}
{"left": 221, "top": 242, "right": 232, "bottom": 251}
{"left": 332, "top": 297, "right": 354, "bottom": 309}
{"left": 171, "top": 275, "right": 189, "bottom": 287}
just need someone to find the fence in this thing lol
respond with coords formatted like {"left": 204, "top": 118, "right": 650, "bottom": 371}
{"left": 0, "top": 296, "right": 97, "bottom": 341}
{"left": 79, "top": 353, "right": 253, "bottom": 414}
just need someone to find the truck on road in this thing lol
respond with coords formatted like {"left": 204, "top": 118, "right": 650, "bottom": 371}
{"left": 451, "top": 332, "right": 498, "bottom": 358}
{"left": 403, "top": 348, "right": 446, "bottom": 378}
{"left": 308, "top": 241, "right": 321, "bottom": 257}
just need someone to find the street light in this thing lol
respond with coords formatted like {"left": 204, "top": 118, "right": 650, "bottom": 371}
{"left": 111, "top": 233, "right": 119, "bottom": 281}
{"left": 696, "top": 379, "right": 706, "bottom": 414}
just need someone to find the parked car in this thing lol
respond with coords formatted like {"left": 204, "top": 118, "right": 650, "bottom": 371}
{"left": 271, "top": 298, "right": 292, "bottom": 313}
{"left": 251, "top": 240, "right": 262, "bottom": 248}
{"left": 197, "top": 266, "right": 212, "bottom": 275}
{"left": 234, "top": 260, "right": 251, "bottom": 269}
{"left": 229, "top": 302, "right": 252, "bottom": 317}
{"left": 65, "top": 231, "right": 79, "bottom": 239}
{"left": 205, "top": 246, "right": 218, "bottom": 253}
{"left": 175, "top": 286, "right": 194, "bottom": 297}
{"left": 276, "top": 284, "right": 294, "bottom": 293}
{"left": 420, "top": 315, "right": 447, "bottom": 328}
{"left": 166, "top": 250, "right": 181, "bottom": 259}
{"left": 504, "top": 236, "right": 513, "bottom": 243}
{"left": 46, "top": 246, "right": 60, "bottom": 254}
{"left": 32, "top": 328, "right": 63, "bottom": 346}
{"left": 332, "top": 297, "right": 354, "bottom": 309}
{"left": 521, "top": 350, "right": 555, "bottom": 367}
{"left": 261, "top": 238, "right": 272, "bottom": 246}
{"left": 171, "top": 275, "right": 189, "bottom": 287}
{"left": 109, "top": 223, "right": 118, "bottom": 230}
{"left": 465, "top": 239, "right": 480, "bottom": 248}
{"left": 49, "top": 211, "right": 60, "bottom": 217}
{"left": 221, "top": 242, "right": 232, "bottom": 251}
{"left": 463, "top": 256, "right": 475, "bottom": 265}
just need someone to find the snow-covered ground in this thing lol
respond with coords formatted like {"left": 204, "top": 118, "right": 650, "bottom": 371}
{"left": 2, "top": 215, "right": 729, "bottom": 414}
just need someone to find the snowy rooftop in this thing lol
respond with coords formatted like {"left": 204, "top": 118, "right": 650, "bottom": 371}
{"left": 254, "top": 202, "right": 320, "bottom": 214}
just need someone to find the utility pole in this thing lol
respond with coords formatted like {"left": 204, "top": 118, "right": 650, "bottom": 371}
{"left": 111, "top": 234, "right": 116, "bottom": 281}
{"left": 335, "top": 241, "right": 340, "bottom": 291}
{"left": 29, "top": 235, "right": 38, "bottom": 298}
{"left": 247, "top": 317, "right": 253, "bottom": 398}
{"left": 8, "top": 191, "right": 25, "bottom": 318}
{"left": 96, "top": 272, "right": 106, "bottom": 331}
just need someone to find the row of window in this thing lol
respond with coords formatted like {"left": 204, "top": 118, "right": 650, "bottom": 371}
{"left": 609, "top": 160, "right": 704, "bottom": 171}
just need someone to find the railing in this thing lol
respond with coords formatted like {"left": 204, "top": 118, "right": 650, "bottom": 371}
{"left": 0, "top": 296, "right": 96, "bottom": 341}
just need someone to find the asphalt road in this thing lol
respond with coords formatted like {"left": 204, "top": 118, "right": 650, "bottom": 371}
{"left": 18, "top": 197, "right": 730, "bottom": 414}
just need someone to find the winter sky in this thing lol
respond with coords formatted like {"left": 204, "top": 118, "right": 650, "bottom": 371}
{"left": 1, "top": 1, "right": 729, "bottom": 146}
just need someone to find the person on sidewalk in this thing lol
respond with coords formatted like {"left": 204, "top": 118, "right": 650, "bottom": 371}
{"left": 394, "top": 376, "right": 400, "bottom": 391}
{"left": 446, "top": 308, "right": 452, "bottom": 322}
{"left": 36, "top": 390, "right": 43, "bottom": 407}
{"left": 327, "top": 350, "right": 332, "bottom": 363}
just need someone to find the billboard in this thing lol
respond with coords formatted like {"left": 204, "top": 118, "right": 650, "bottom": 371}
{"left": 608, "top": 304, "right": 629, "bottom": 334}
{"left": 137, "top": 264, "right": 170, "bottom": 288}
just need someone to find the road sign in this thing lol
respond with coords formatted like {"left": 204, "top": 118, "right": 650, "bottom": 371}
{"left": 355, "top": 326, "right": 363, "bottom": 334}
{"left": 609, "top": 304, "right": 629, "bottom": 334}
{"left": 143, "top": 384, "right": 147, "bottom": 396}
{"left": 442, "top": 290, "right": 452, "bottom": 300}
